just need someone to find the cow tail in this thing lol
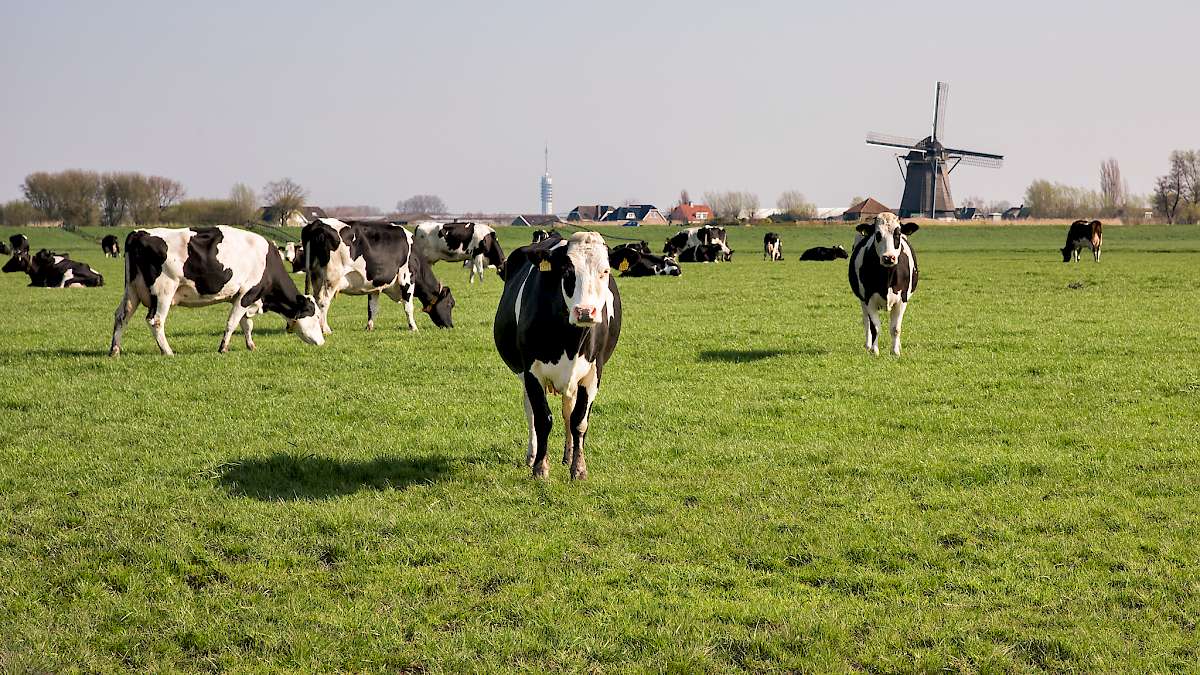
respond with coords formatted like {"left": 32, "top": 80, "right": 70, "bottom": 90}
{"left": 304, "top": 241, "right": 311, "bottom": 295}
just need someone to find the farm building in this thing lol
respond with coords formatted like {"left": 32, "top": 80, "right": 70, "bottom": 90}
{"left": 817, "top": 207, "right": 848, "bottom": 220}
{"left": 511, "top": 214, "right": 565, "bottom": 227}
{"left": 568, "top": 205, "right": 615, "bottom": 222}
{"left": 668, "top": 202, "right": 715, "bottom": 224}
{"left": 259, "top": 205, "right": 327, "bottom": 228}
{"left": 843, "top": 198, "right": 892, "bottom": 221}
{"left": 601, "top": 205, "right": 668, "bottom": 225}
{"left": 1002, "top": 205, "right": 1031, "bottom": 220}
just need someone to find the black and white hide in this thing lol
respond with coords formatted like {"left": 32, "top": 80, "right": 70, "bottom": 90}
{"left": 800, "top": 245, "right": 849, "bottom": 261}
{"left": 677, "top": 243, "right": 728, "bottom": 263}
{"left": 609, "top": 247, "right": 681, "bottom": 277}
{"left": 848, "top": 213, "right": 919, "bottom": 356}
{"left": 101, "top": 235, "right": 120, "bottom": 257}
{"left": 763, "top": 232, "right": 783, "bottom": 261}
{"left": 1062, "top": 219, "right": 1103, "bottom": 262}
{"left": 412, "top": 220, "right": 505, "bottom": 283}
{"left": 663, "top": 226, "right": 729, "bottom": 258}
{"left": 493, "top": 232, "right": 622, "bottom": 480}
{"left": 109, "top": 226, "right": 324, "bottom": 356}
{"left": 10, "top": 234, "right": 30, "bottom": 254}
{"left": 3, "top": 249, "right": 104, "bottom": 288}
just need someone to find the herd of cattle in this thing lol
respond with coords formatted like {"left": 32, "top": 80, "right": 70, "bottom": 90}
{"left": 1, "top": 217, "right": 1106, "bottom": 478}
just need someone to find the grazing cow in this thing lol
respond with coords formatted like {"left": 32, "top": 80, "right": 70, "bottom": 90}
{"left": 800, "top": 245, "right": 849, "bottom": 261}
{"left": 1062, "top": 219, "right": 1103, "bottom": 262}
{"left": 109, "top": 226, "right": 324, "bottom": 356}
{"left": 678, "top": 243, "right": 728, "bottom": 263}
{"left": 301, "top": 218, "right": 454, "bottom": 333}
{"left": 494, "top": 232, "right": 622, "bottom": 479}
{"left": 10, "top": 234, "right": 30, "bottom": 254}
{"left": 3, "top": 249, "right": 104, "bottom": 288}
{"left": 849, "top": 213, "right": 919, "bottom": 356}
{"left": 531, "top": 229, "right": 552, "bottom": 244}
{"left": 663, "top": 226, "right": 729, "bottom": 257}
{"left": 101, "top": 234, "right": 120, "bottom": 257}
{"left": 412, "top": 220, "right": 505, "bottom": 283}
{"left": 763, "top": 232, "right": 783, "bottom": 261}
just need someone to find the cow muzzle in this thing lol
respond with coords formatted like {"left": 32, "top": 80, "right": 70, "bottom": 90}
{"left": 880, "top": 254, "right": 898, "bottom": 267}
{"left": 572, "top": 306, "right": 599, "bottom": 325}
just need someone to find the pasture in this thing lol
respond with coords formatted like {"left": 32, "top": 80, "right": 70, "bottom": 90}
{"left": 1, "top": 223, "right": 1198, "bottom": 672}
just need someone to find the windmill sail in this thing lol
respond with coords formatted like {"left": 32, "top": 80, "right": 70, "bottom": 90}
{"left": 933, "top": 81, "right": 949, "bottom": 141}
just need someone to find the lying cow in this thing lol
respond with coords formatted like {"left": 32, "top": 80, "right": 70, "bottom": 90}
{"left": 763, "top": 232, "right": 783, "bottom": 261}
{"left": 413, "top": 220, "right": 505, "bottom": 283}
{"left": 1062, "top": 219, "right": 1103, "bottom": 262}
{"left": 0, "top": 241, "right": 8, "bottom": 255}
{"left": 101, "top": 234, "right": 120, "bottom": 257}
{"left": 494, "top": 232, "right": 622, "bottom": 479}
{"left": 849, "top": 213, "right": 919, "bottom": 356}
{"left": 3, "top": 249, "right": 104, "bottom": 287}
{"left": 531, "top": 229, "right": 552, "bottom": 244}
{"left": 800, "top": 245, "right": 849, "bottom": 261}
{"left": 609, "top": 247, "right": 681, "bottom": 277}
{"left": 664, "top": 226, "right": 729, "bottom": 257}
{"left": 678, "top": 243, "right": 730, "bottom": 263}
{"left": 302, "top": 218, "right": 454, "bottom": 333}
{"left": 10, "top": 234, "right": 30, "bottom": 254}
{"left": 109, "top": 226, "right": 324, "bottom": 356}
{"left": 612, "top": 240, "right": 651, "bottom": 256}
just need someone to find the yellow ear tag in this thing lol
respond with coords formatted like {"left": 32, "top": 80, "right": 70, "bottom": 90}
{"left": 539, "top": 260, "right": 551, "bottom": 272}
{"left": 618, "top": 260, "right": 630, "bottom": 271}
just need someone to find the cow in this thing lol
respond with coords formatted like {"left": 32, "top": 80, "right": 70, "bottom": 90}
{"left": 532, "top": 229, "right": 552, "bottom": 244}
{"left": 1062, "top": 219, "right": 1103, "bottom": 262}
{"left": 10, "top": 234, "right": 30, "bottom": 254}
{"left": 612, "top": 240, "right": 651, "bottom": 256}
{"left": 0, "top": 241, "right": 8, "bottom": 255}
{"left": 301, "top": 218, "right": 454, "bottom": 333}
{"left": 849, "top": 213, "right": 919, "bottom": 356}
{"left": 800, "top": 245, "right": 849, "bottom": 261}
{"left": 678, "top": 243, "right": 728, "bottom": 263}
{"left": 494, "top": 231, "right": 622, "bottom": 480}
{"left": 609, "top": 246, "right": 681, "bottom": 277}
{"left": 101, "top": 234, "right": 120, "bottom": 258}
{"left": 280, "top": 241, "right": 298, "bottom": 262}
{"left": 763, "top": 232, "right": 783, "bottom": 261}
{"left": 663, "top": 226, "right": 729, "bottom": 257}
{"left": 290, "top": 244, "right": 306, "bottom": 273}
{"left": 3, "top": 249, "right": 104, "bottom": 288}
{"left": 412, "top": 220, "right": 505, "bottom": 283}
{"left": 109, "top": 226, "right": 324, "bottom": 356}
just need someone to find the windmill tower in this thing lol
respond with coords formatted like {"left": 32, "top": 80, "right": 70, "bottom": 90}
{"left": 539, "top": 144, "right": 553, "bottom": 215}
{"left": 867, "top": 82, "right": 1004, "bottom": 218}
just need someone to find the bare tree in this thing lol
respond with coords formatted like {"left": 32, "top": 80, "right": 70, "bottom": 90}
{"left": 229, "top": 183, "right": 257, "bottom": 224}
{"left": 263, "top": 178, "right": 308, "bottom": 227}
{"left": 149, "top": 176, "right": 186, "bottom": 216}
{"left": 1099, "top": 158, "right": 1128, "bottom": 214}
{"left": 396, "top": 194, "right": 446, "bottom": 215}
{"left": 742, "top": 192, "right": 760, "bottom": 219}
{"left": 848, "top": 195, "right": 865, "bottom": 208}
{"left": 22, "top": 169, "right": 103, "bottom": 230}
{"left": 777, "top": 190, "right": 817, "bottom": 219}
{"left": 326, "top": 205, "right": 382, "bottom": 219}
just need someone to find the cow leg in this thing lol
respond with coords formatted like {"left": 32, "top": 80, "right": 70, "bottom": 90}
{"left": 889, "top": 300, "right": 908, "bottom": 356}
{"left": 523, "top": 372, "right": 553, "bottom": 478}
{"left": 147, "top": 298, "right": 173, "bottom": 356}
{"left": 109, "top": 287, "right": 140, "bottom": 356}
{"left": 403, "top": 290, "right": 417, "bottom": 331}
{"left": 366, "top": 292, "right": 380, "bottom": 331}
{"left": 470, "top": 254, "right": 484, "bottom": 284}
{"left": 1093, "top": 243, "right": 1101, "bottom": 262}
{"left": 568, "top": 369, "right": 598, "bottom": 480}
{"left": 861, "top": 301, "right": 880, "bottom": 355}
{"left": 219, "top": 300, "right": 252, "bottom": 353}
{"left": 240, "top": 303, "right": 261, "bottom": 351}
{"left": 523, "top": 386, "right": 537, "bottom": 467}
{"left": 314, "top": 285, "right": 336, "bottom": 335}
{"left": 561, "top": 387, "right": 575, "bottom": 466}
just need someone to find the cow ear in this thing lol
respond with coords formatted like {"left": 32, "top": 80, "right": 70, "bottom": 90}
{"left": 855, "top": 222, "right": 873, "bottom": 234}
{"left": 900, "top": 222, "right": 920, "bottom": 236}
{"left": 438, "top": 286, "right": 451, "bottom": 299}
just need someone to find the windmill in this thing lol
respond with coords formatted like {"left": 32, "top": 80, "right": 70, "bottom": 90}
{"left": 866, "top": 82, "right": 1003, "bottom": 218}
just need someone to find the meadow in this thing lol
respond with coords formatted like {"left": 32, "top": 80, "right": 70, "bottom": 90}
{"left": 0, "top": 222, "right": 1197, "bottom": 672}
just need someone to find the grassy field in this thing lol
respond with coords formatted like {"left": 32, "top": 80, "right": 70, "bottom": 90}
{"left": 0, "top": 222, "right": 1198, "bottom": 672}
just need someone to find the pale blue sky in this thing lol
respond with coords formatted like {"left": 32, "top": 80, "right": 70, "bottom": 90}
{"left": 1, "top": 0, "right": 1195, "bottom": 212}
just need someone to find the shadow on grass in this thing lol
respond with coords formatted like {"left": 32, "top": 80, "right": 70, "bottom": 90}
{"left": 215, "top": 452, "right": 453, "bottom": 501}
{"left": 697, "top": 345, "right": 828, "bottom": 363}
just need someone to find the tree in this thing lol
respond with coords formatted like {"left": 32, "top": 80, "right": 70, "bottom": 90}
{"left": 326, "top": 205, "right": 381, "bottom": 219}
{"left": 22, "top": 169, "right": 103, "bottom": 230}
{"left": 679, "top": 189, "right": 691, "bottom": 206}
{"left": 262, "top": 178, "right": 308, "bottom": 227}
{"left": 396, "top": 194, "right": 446, "bottom": 215}
{"left": 229, "top": 183, "right": 257, "bottom": 224}
{"left": 777, "top": 190, "right": 817, "bottom": 219}
{"left": 1099, "top": 158, "right": 1127, "bottom": 214}
{"left": 0, "top": 200, "right": 43, "bottom": 226}
{"left": 148, "top": 176, "right": 186, "bottom": 217}
{"left": 1025, "top": 180, "right": 1102, "bottom": 218}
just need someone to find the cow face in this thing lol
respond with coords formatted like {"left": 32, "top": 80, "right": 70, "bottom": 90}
{"left": 834, "top": 245, "right": 849, "bottom": 259}
{"left": 1060, "top": 245, "right": 1074, "bottom": 263}
{"left": 288, "top": 296, "right": 325, "bottom": 346}
{"left": 661, "top": 258, "right": 682, "bottom": 276}
{"left": 857, "top": 213, "right": 918, "bottom": 268}
{"left": 2, "top": 251, "right": 30, "bottom": 274}
{"left": 424, "top": 286, "right": 456, "bottom": 328}
{"left": 532, "top": 232, "right": 611, "bottom": 327}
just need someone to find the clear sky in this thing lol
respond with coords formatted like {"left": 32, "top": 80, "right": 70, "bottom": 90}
{"left": 1, "top": 0, "right": 1195, "bottom": 213}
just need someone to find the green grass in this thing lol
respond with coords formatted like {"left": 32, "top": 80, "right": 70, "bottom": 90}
{"left": 1, "top": 222, "right": 1198, "bottom": 672}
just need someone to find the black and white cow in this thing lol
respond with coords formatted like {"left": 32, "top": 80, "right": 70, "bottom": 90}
{"left": 1062, "top": 219, "right": 1103, "bottom": 262}
{"left": 849, "top": 213, "right": 919, "bottom": 356}
{"left": 800, "top": 245, "right": 849, "bottom": 261}
{"left": 531, "top": 229, "right": 552, "bottom": 244}
{"left": 609, "top": 247, "right": 681, "bottom": 277}
{"left": 494, "top": 231, "right": 622, "bottom": 479}
{"left": 763, "top": 232, "right": 783, "bottom": 261}
{"left": 413, "top": 220, "right": 505, "bottom": 283}
{"left": 612, "top": 240, "right": 651, "bottom": 256}
{"left": 301, "top": 218, "right": 454, "bottom": 333}
{"left": 678, "top": 243, "right": 728, "bottom": 263}
{"left": 0, "top": 241, "right": 8, "bottom": 255}
{"left": 101, "top": 234, "right": 120, "bottom": 257}
{"left": 664, "top": 226, "right": 729, "bottom": 258}
{"left": 10, "top": 234, "right": 30, "bottom": 254}
{"left": 109, "top": 226, "right": 324, "bottom": 356}
{"left": 3, "top": 249, "right": 104, "bottom": 287}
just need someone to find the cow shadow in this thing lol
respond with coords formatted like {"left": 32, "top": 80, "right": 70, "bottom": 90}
{"left": 214, "top": 452, "right": 453, "bottom": 501}
{"left": 697, "top": 345, "right": 828, "bottom": 363}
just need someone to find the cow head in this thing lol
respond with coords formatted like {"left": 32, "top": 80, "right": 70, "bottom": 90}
{"left": 286, "top": 295, "right": 325, "bottom": 346}
{"left": 300, "top": 219, "right": 344, "bottom": 269}
{"left": 1060, "top": 244, "right": 1074, "bottom": 263}
{"left": 856, "top": 213, "right": 918, "bottom": 268}
{"left": 9, "top": 234, "right": 29, "bottom": 254}
{"left": 834, "top": 245, "right": 849, "bottom": 259}
{"left": 532, "top": 230, "right": 549, "bottom": 243}
{"left": 660, "top": 257, "right": 682, "bottom": 276}
{"left": 2, "top": 251, "right": 29, "bottom": 273}
{"left": 529, "top": 232, "right": 611, "bottom": 327}
{"left": 422, "top": 286, "right": 456, "bottom": 328}
{"left": 480, "top": 232, "right": 505, "bottom": 277}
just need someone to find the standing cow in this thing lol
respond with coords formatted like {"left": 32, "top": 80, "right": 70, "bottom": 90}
{"left": 109, "top": 226, "right": 324, "bottom": 356}
{"left": 101, "top": 235, "right": 120, "bottom": 257}
{"left": 849, "top": 213, "right": 919, "bottom": 356}
{"left": 412, "top": 221, "right": 505, "bottom": 283}
{"left": 3, "top": 249, "right": 104, "bottom": 287}
{"left": 494, "top": 232, "right": 622, "bottom": 479}
{"left": 1062, "top": 219, "right": 1103, "bottom": 262}
{"left": 763, "top": 233, "right": 783, "bottom": 261}
{"left": 301, "top": 218, "right": 454, "bottom": 333}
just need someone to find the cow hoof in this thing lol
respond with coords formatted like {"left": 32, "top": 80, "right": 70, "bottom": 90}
{"left": 532, "top": 464, "right": 550, "bottom": 479}
{"left": 365, "top": 322, "right": 374, "bottom": 331}
{"left": 571, "top": 468, "right": 588, "bottom": 481}
{"left": 246, "top": 343, "right": 256, "bottom": 352}
{"left": 109, "top": 347, "right": 120, "bottom": 357}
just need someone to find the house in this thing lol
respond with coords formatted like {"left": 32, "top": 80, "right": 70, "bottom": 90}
{"left": 668, "top": 202, "right": 714, "bottom": 224}
{"left": 260, "top": 205, "right": 327, "bottom": 228}
{"left": 511, "top": 214, "right": 565, "bottom": 227}
{"left": 1002, "top": 205, "right": 1031, "bottom": 220}
{"left": 600, "top": 204, "right": 668, "bottom": 225}
{"left": 568, "top": 205, "right": 614, "bottom": 222}
{"left": 842, "top": 198, "right": 892, "bottom": 221}
{"left": 816, "top": 207, "right": 847, "bottom": 221}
